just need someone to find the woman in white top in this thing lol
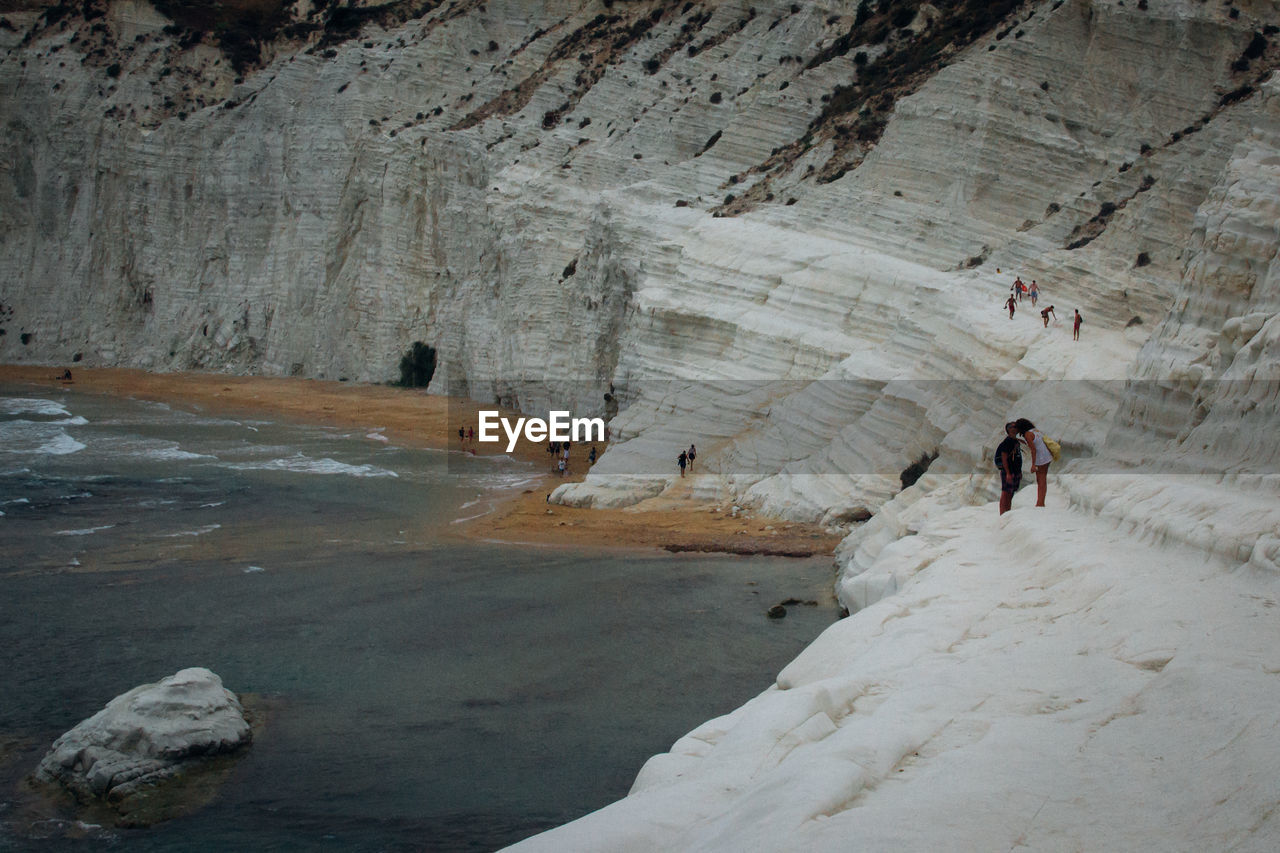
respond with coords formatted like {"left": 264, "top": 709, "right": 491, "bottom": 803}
{"left": 1014, "top": 418, "right": 1052, "bottom": 507}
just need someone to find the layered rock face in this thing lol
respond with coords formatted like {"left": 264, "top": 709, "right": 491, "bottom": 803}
{"left": 5, "top": 1, "right": 1280, "bottom": 847}
{"left": 35, "top": 668, "right": 251, "bottom": 808}
{"left": 2, "top": 0, "right": 1277, "bottom": 591}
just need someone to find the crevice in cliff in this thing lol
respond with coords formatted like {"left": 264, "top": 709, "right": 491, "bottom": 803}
{"left": 449, "top": 0, "right": 695, "bottom": 133}
{"left": 1064, "top": 174, "right": 1157, "bottom": 251}
{"left": 711, "top": 0, "right": 1028, "bottom": 217}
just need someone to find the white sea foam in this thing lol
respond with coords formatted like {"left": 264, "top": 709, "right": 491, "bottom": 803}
{"left": 160, "top": 524, "right": 222, "bottom": 538}
{"left": 367, "top": 431, "right": 390, "bottom": 443}
{"left": 226, "top": 453, "right": 398, "bottom": 478}
{"left": 56, "top": 524, "right": 115, "bottom": 536}
{"left": 0, "top": 420, "right": 86, "bottom": 456}
{"left": 146, "top": 446, "right": 214, "bottom": 462}
{"left": 97, "top": 436, "right": 214, "bottom": 462}
{"left": 0, "top": 398, "right": 71, "bottom": 417}
{"left": 451, "top": 507, "right": 495, "bottom": 524}
{"left": 244, "top": 565, "right": 266, "bottom": 573}
{"left": 1, "top": 497, "right": 31, "bottom": 506}
{"left": 37, "top": 432, "right": 86, "bottom": 455}
{"left": 479, "top": 473, "right": 543, "bottom": 492}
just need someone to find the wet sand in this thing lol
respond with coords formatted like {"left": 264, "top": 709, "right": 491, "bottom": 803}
{"left": 0, "top": 365, "right": 842, "bottom": 557}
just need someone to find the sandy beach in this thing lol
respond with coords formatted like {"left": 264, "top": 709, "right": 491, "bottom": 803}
{"left": 0, "top": 365, "right": 842, "bottom": 557}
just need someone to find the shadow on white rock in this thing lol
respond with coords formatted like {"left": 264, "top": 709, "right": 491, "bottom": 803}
{"left": 33, "top": 667, "right": 253, "bottom": 827}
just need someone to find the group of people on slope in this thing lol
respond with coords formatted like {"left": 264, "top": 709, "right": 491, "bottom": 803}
{"left": 995, "top": 418, "right": 1053, "bottom": 514}
{"left": 676, "top": 443, "right": 697, "bottom": 477}
{"left": 1003, "top": 275, "right": 1084, "bottom": 339}
{"left": 1009, "top": 275, "right": 1041, "bottom": 307}
{"left": 548, "top": 440, "right": 598, "bottom": 476}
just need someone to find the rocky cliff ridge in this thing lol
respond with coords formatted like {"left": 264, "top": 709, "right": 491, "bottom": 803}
{"left": 5, "top": 0, "right": 1280, "bottom": 847}
{"left": 3, "top": 0, "right": 1278, "bottom": 589}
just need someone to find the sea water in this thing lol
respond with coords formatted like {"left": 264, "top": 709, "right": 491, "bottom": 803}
{"left": 0, "top": 383, "right": 838, "bottom": 851}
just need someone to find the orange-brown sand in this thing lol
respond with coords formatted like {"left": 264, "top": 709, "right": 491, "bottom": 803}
{"left": 0, "top": 365, "right": 841, "bottom": 557}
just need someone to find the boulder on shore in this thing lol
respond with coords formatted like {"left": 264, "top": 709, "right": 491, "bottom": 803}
{"left": 35, "top": 668, "right": 251, "bottom": 815}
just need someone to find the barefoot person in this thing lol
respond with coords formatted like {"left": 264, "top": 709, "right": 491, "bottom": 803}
{"left": 1073, "top": 308, "right": 1084, "bottom": 341}
{"left": 1040, "top": 305, "right": 1056, "bottom": 328}
{"left": 1015, "top": 418, "right": 1052, "bottom": 507}
{"left": 687, "top": 443, "right": 697, "bottom": 471}
{"left": 995, "top": 422, "right": 1023, "bottom": 515}
{"left": 677, "top": 449, "right": 688, "bottom": 478}
{"left": 1005, "top": 293, "right": 1017, "bottom": 319}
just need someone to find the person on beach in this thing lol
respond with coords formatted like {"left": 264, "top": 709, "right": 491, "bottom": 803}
{"left": 1005, "top": 293, "right": 1017, "bottom": 319}
{"left": 677, "top": 450, "right": 688, "bottom": 478}
{"left": 1040, "top": 305, "right": 1056, "bottom": 328}
{"left": 458, "top": 427, "right": 465, "bottom": 445}
{"left": 1073, "top": 309, "right": 1084, "bottom": 341}
{"left": 1013, "top": 276, "right": 1024, "bottom": 301}
{"left": 1029, "top": 280, "right": 1039, "bottom": 306}
{"left": 995, "top": 421, "right": 1023, "bottom": 515}
{"left": 588, "top": 445, "right": 597, "bottom": 465}
{"left": 467, "top": 426, "right": 475, "bottom": 443}
{"left": 1015, "top": 418, "right": 1052, "bottom": 507}
{"left": 558, "top": 457, "right": 566, "bottom": 476}
{"left": 687, "top": 443, "right": 697, "bottom": 471}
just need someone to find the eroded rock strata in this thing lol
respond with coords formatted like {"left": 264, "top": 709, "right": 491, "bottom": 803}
{"left": 4, "top": 0, "right": 1280, "bottom": 848}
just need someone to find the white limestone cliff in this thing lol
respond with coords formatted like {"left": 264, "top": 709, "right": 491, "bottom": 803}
{"left": 4, "top": 0, "right": 1280, "bottom": 848}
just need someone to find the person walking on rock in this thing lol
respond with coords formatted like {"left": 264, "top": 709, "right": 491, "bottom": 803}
{"left": 1005, "top": 293, "right": 1017, "bottom": 319}
{"left": 677, "top": 450, "right": 688, "bottom": 478}
{"left": 1073, "top": 309, "right": 1084, "bottom": 341}
{"left": 995, "top": 421, "right": 1023, "bottom": 515}
{"left": 1029, "top": 280, "right": 1039, "bottom": 306}
{"left": 1015, "top": 418, "right": 1052, "bottom": 507}
{"left": 687, "top": 443, "right": 697, "bottom": 472}
{"left": 1040, "top": 305, "right": 1056, "bottom": 328}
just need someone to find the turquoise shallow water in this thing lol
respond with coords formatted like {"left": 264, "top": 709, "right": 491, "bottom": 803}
{"left": 0, "top": 383, "right": 838, "bottom": 851}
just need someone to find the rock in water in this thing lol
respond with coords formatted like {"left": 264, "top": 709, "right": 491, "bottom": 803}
{"left": 35, "top": 668, "right": 251, "bottom": 818}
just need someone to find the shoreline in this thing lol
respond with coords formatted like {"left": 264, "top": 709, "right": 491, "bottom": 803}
{"left": 0, "top": 365, "right": 843, "bottom": 558}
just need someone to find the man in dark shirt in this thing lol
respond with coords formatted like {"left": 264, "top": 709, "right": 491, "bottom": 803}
{"left": 996, "top": 421, "right": 1023, "bottom": 515}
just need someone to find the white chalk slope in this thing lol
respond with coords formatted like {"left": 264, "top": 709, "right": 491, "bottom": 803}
{"left": 512, "top": 491, "right": 1280, "bottom": 851}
